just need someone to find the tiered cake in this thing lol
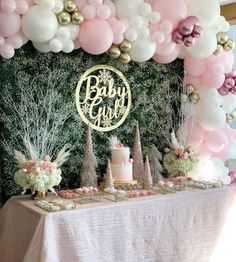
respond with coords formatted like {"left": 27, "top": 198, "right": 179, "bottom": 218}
{"left": 110, "top": 137, "right": 133, "bottom": 182}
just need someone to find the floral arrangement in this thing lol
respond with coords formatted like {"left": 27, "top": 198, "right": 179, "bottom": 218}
{"left": 14, "top": 140, "right": 70, "bottom": 194}
{"left": 109, "top": 136, "right": 124, "bottom": 149}
{"left": 163, "top": 131, "right": 198, "bottom": 177}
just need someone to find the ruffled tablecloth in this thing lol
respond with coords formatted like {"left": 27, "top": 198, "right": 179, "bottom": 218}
{"left": 0, "top": 186, "right": 236, "bottom": 262}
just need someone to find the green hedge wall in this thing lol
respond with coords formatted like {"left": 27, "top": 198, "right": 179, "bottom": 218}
{"left": 0, "top": 43, "right": 183, "bottom": 206}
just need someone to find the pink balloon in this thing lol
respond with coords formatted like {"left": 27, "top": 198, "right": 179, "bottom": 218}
{"left": 111, "top": 21, "right": 126, "bottom": 35}
{"left": 103, "top": 0, "right": 116, "bottom": 17}
{"left": 192, "top": 25, "right": 202, "bottom": 38}
{"left": 78, "top": 19, "right": 113, "bottom": 55}
{"left": 186, "top": 118, "right": 206, "bottom": 147}
{"left": 15, "top": 0, "right": 29, "bottom": 14}
{"left": 201, "top": 70, "right": 225, "bottom": 89}
{"left": 6, "top": 35, "right": 23, "bottom": 48}
{"left": 205, "top": 130, "right": 228, "bottom": 153}
{"left": 96, "top": 5, "right": 111, "bottom": 20}
{"left": 197, "top": 143, "right": 213, "bottom": 159}
{"left": 153, "top": 45, "right": 180, "bottom": 64}
{"left": 184, "top": 56, "right": 206, "bottom": 77}
{"left": 0, "top": 0, "right": 16, "bottom": 13}
{"left": 178, "top": 17, "right": 196, "bottom": 36}
{"left": 156, "top": 41, "right": 177, "bottom": 56}
{"left": 222, "top": 123, "right": 234, "bottom": 144}
{"left": 183, "top": 74, "right": 202, "bottom": 89}
{"left": 213, "top": 143, "right": 230, "bottom": 160}
{"left": 0, "top": 43, "right": 15, "bottom": 59}
{"left": 153, "top": 0, "right": 187, "bottom": 27}
{"left": 82, "top": 5, "right": 96, "bottom": 20}
{"left": 0, "top": 12, "right": 21, "bottom": 37}
{"left": 206, "top": 52, "right": 234, "bottom": 74}
{"left": 74, "top": 0, "right": 88, "bottom": 9}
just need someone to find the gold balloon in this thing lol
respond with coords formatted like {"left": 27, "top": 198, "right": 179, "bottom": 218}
{"left": 72, "top": 11, "right": 84, "bottom": 25}
{"left": 189, "top": 93, "right": 200, "bottom": 104}
{"left": 224, "top": 39, "right": 235, "bottom": 51}
{"left": 64, "top": 0, "right": 77, "bottom": 13}
{"left": 119, "top": 53, "right": 131, "bottom": 64}
{"left": 119, "top": 39, "right": 132, "bottom": 53}
{"left": 57, "top": 11, "right": 71, "bottom": 26}
{"left": 216, "top": 32, "right": 228, "bottom": 45}
{"left": 108, "top": 45, "right": 121, "bottom": 59}
{"left": 185, "top": 84, "right": 195, "bottom": 95}
{"left": 214, "top": 44, "right": 224, "bottom": 55}
{"left": 226, "top": 114, "right": 233, "bottom": 122}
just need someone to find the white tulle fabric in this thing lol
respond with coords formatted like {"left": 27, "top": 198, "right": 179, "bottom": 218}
{"left": 0, "top": 187, "right": 236, "bottom": 262}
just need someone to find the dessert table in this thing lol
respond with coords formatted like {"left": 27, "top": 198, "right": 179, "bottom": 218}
{"left": 0, "top": 186, "right": 236, "bottom": 262}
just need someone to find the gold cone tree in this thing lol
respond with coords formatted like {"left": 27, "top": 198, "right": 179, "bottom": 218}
{"left": 132, "top": 123, "right": 144, "bottom": 184}
{"left": 80, "top": 125, "right": 97, "bottom": 187}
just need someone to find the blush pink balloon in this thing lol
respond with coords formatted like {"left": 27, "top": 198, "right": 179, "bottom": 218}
{"left": 6, "top": 35, "right": 23, "bottom": 48}
{"left": 205, "top": 130, "right": 228, "bottom": 153}
{"left": 213, "top": 143, "right": 230, "bottom": 160}
{"left": 96, "top": 5, "right": 111, "bottom": 20}
{"left": 206, "top": 52, "right": 234, "bottom": 74}
{"left": 82, "top": 5, "right": 96, "bottom": 20}
{"left": 222, "top": 123, "right": 234, "bottom": 144}
{"left": 156, "top": 41, "right": 176, "bottom": 56}
{"left": 78, "top": 19, "right": 113, "bottom": 55}
{"left": 0, "top": 0, "right": 16, "bottom": 13}
{"left": 224, "top": 78, "right": 235, "bottom": 89}
{"left": 0, "top": 12, "right": 21, "bottom": 37}
{"left": 15, "top": 0, "right": 29, "bottom": 14}
{"left": 153, "top": 45, "right": 180, "bottom": 64}
{"left": 153, "top": 0, "right": 187, "bottom": 27}
{"left": 178, "top": 18, "right": 195, "bottom": 36}
{"left": 184, "top": 56, "right": 206, "bottom": 77}
{"left": 201, "top": 70, "right": 225, "bottom": 89}
{"left": 0, "top": 43, "right": 15, "bottom": 59}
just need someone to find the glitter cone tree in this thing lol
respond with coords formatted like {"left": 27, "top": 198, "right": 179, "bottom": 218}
{"left": 148, "top": 144, "right": 163, "bottom": 183}
{"left": 104, "top": 159, "right": 114, "bottom": 189}
{"left": 143, "top": 155, "right": 153, "bottom": 190}
{"left": 132, "top": 123, "right": 144, "bottom": 185}
{"left": 80, "top": 125, "right": 97, "bottom": 187}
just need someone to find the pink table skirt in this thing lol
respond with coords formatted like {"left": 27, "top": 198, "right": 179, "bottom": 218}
{"left": 0, "top": 186, "right": 236, "bottom": 262}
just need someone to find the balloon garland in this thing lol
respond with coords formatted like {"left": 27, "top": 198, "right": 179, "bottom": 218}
{"left": 0, "top": 0, "right": 236, "bottom": 184}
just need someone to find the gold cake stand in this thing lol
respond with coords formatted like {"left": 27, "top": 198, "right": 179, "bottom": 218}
{"left": 113, "top": 180, "right": 140, "bottom": 191}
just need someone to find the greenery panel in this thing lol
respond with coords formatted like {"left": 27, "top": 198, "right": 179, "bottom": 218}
{"left": 0, "top": 43, "right": 183, "bottom": 206}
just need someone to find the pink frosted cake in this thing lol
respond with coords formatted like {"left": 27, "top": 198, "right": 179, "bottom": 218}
{"left": 110, "top": 137, "right": 133, "bottom": 182}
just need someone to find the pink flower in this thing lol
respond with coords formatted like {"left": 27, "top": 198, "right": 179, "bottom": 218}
{"left": 115, "top": 143, "right": 124, "bottom": 148}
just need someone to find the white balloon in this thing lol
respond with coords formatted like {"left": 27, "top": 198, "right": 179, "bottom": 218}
{"left": 186, "top": 29, "right": 217, "bottom": 59}
{"left": 209, "top": 16, "right": 230, "bottom": 34}
{"left": 56, "top": 27, "right": 70, "bottom": 41}
{"left": 52, "top": 0, "right": 64, "bottom": 13}
{"left": 188, "top": 0, "right": 220, "bottom": 27}
{"left": 198, "top": 88, "right": 222, "bottom": 107}
{"left": 49, "top": 38, "right": 63, "bottom": 52}
{"left": 196, "top": 105, "right": 226, "bottom": 132}
{"left": 62, "top": 40, "right": 74, "bottom": 53}
{"left": 222, "top": 94, "right": 236, "bottom": 114}
{"left": 115, "top": 0, "right": 143, "bottom": 19}
{"left": 130, "top": 37, "right": 156, "bottom": 62}
{"left": 33, "top": 41, "right": 51, "bottom": 52}
{"left": 124, "top": 28, "right": 138, "bottom": 42}
{"left": 138, "top": 3, "right": 151, "bottom": 17}
{"left": 38, "top": 0, "right": 55, "bottom": 10}
{"left": 148, "top": 11, "right": 161, "bottom": 24}
{"left": 152, "top": 31, "right": 165, "bottom": 44}
{"left": 67, "top": 24, "right": 80, "bottom": 40}
{"left": 137, "top": 26, "right": 149, "bottom": 38}
{"left": 130, "top": 15, "right": 143, "bottom": 29}
{"left": 22, "top": 6, "right": 58, "bottom": 43}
